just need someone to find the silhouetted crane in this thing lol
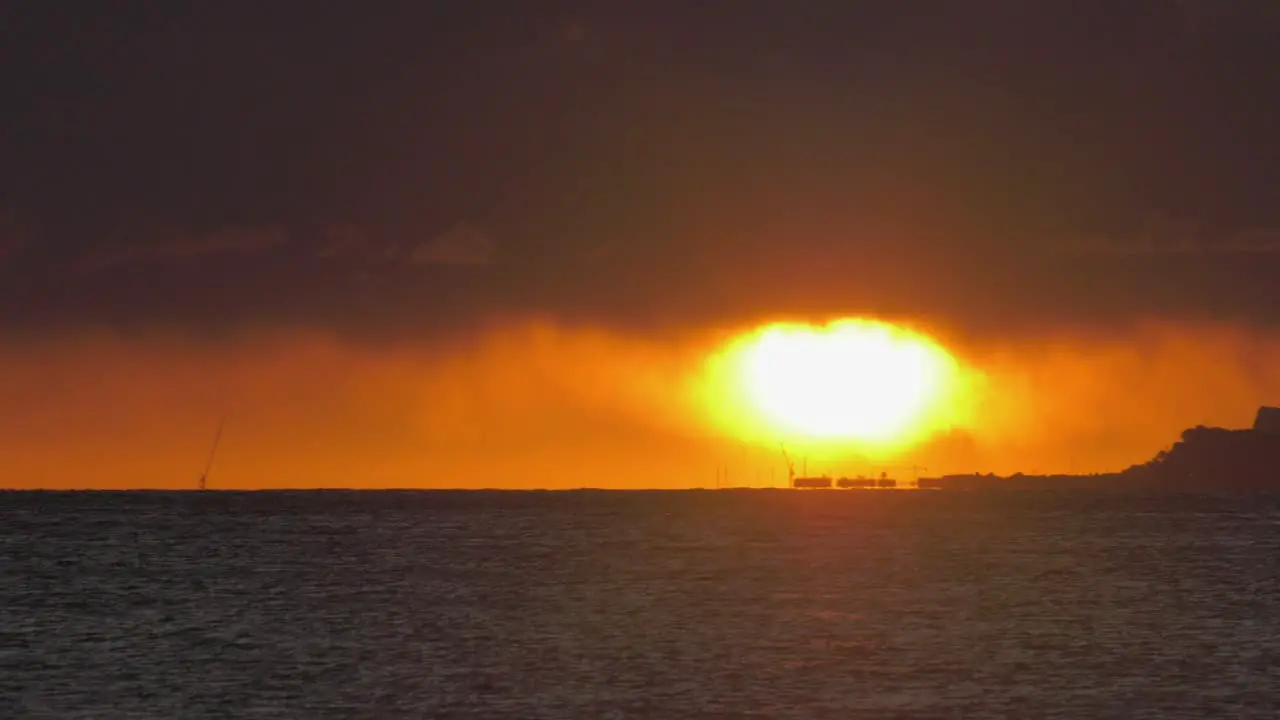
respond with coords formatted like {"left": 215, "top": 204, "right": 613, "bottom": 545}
{"left": 198, "top": 417, "right": 225, "bottom": 491}
{"left": 780, "top": 444, "right": 795, "bottom": 487}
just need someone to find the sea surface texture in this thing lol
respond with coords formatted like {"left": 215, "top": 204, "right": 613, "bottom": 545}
{"left": 1, "top": 490, "right": 1278, "bottom": 719}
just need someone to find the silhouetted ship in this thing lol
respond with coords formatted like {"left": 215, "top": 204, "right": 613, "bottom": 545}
{"left": 778, "top": 446, "right": 905, "bottom": 490}
{"left": 790, "top": 472, "right": 900, "bottom": 490}
{"left": 836, "top": 473, "right": 898, "bottom": 489}
{"left": 917, "top": 405, "right": 1280, "bottom": 492}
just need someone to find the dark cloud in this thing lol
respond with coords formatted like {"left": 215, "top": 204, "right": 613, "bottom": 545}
{"left": 0, "top": 235, "right": 25, "bottom": 266}
{"left": 1050, "top": 216, "right": 1280, "bottom": 257}
{"left": 0, "top": 208, "right": 33, "bottom": 266}
{"left": 0, "top": 2, "right": 1278, "bottom": 342}
{"left": 406, "top": 223, "right": 495, "bottom": 267}
{"left": 315, "top": 225, "right": 378, "bottom": 261}
{"left": 0, "top": 239, "right": 23, "bottom": 265}
{"left": 75, "top": 225, "right": 290, "bottom": 273}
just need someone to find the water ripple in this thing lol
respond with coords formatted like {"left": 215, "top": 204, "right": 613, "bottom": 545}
{"left": 0, "top": 490, "right": 1278, "bottom": 718}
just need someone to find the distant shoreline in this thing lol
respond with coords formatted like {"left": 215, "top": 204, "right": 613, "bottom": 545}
{"left": 6, "top": 407, "right": 1279, "bottom": 494}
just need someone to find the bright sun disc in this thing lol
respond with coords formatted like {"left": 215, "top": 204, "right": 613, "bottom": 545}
{"left": 725, "top": 319, "right": 958, "bottom": 445}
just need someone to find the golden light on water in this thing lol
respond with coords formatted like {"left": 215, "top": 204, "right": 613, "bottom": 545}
{"left": 702, "top": 318, "right": 968, "bottom": 454}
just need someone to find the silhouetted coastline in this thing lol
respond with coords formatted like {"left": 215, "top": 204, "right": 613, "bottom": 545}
{"left": 919, "top": 406, "right": 1280, "bottom": 491}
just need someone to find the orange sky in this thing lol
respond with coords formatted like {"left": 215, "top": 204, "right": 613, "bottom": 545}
{"left": 2, "top": 318, "right": 1279, "bottom": 489}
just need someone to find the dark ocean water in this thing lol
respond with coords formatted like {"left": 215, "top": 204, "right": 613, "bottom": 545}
{"left": 2, "top": 489, "right": 1279, "bottom": 719}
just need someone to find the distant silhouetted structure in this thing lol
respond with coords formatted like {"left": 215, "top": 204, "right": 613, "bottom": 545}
{"left": 1254, "top": 406, "right": 1280, "bottom": 435}
{"left": 199, "top": 417, "right": 225, "bottom": 491}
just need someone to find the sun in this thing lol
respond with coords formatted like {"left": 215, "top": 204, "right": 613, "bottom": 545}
{"left": 709, "top": 319, "right": 961, "bottom": 448}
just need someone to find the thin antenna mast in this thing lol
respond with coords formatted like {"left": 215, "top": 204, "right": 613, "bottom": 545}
{"left": 199, "top": 416, "right": 225, "bottom": 491}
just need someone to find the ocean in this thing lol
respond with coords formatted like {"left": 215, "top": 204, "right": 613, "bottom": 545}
{"left": 1, "top": 489, "right": 1277, "bottom": 718}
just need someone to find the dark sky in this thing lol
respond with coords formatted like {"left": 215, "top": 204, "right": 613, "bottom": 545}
{"left": 2, "top": 0, "right": 1278, "bottom": 342}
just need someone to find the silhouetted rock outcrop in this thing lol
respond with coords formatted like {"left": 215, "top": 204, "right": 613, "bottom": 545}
{"left": 921, "top": 406, "right": 1280, "bottom": 491}
{"left": 1120, "top": 417, "right": 1280, "bottom": 490}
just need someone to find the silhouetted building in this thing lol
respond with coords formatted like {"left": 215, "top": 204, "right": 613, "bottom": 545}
{"left": 1254, "top": 406, "right": 1280, "bottom": 435}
